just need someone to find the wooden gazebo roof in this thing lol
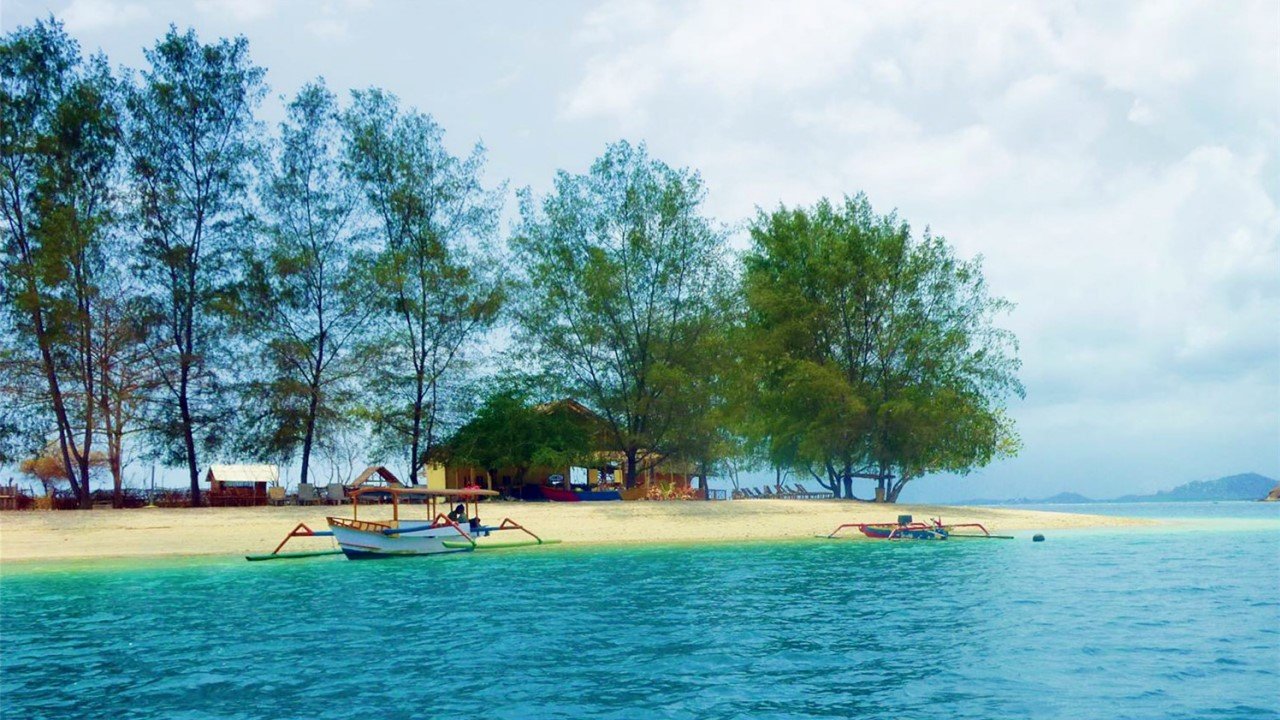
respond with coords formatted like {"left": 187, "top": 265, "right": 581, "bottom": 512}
{"left": 348, "top": 466, "right": 405, "bottom": 489}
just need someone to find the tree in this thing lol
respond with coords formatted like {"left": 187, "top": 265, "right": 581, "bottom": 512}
{"left": 1, "top": 20, "right": 124, "bottom": 508}
{"left": 93, "top": 292, "right": 155, "bottom": 506}
{"left": 442, "top": 388, "right": 592, "bottom": 490}
{"left": 739, "top": 194, "right": 1022, "bottom": 501}
{"left": 511, "top": 141, "right": 735, "bottom": 487}
{"left": 342, "top": 89, "right": 503, "bottom": 484}
{"left": 126, "top": 27, "right": 265, "bottom": 505}
{"left": 19, "top": 442, "right": 108, "bottom": 497}
{"left": 237, "top": 80, "right": 374, "bottom": 488}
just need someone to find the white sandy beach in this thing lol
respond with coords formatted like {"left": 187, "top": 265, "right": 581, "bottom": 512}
{"left": 0, "top": 500, "right": 1153, "bottom": 563}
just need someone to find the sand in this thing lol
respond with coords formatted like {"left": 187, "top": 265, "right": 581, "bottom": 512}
{"left": 0, "top": 499, "right": 1154, "bottom": 563}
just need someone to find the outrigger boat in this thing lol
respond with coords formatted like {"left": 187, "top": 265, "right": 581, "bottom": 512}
{"left": 248, "top": 486, "right": 558, "bottom": 561}
{"left": 822, "top": 514, "right": 1013, "bottom": 541}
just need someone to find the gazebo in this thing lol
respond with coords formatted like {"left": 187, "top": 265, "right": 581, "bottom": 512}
{"left": 347, "top": 466, "right": 405, "bottom": 490}
{"left": 205, "top": 464, "right": 278, "bottom": 507}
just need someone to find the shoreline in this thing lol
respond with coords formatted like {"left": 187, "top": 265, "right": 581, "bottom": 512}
{"left": 0, "top": 500, "right": 1155, "bottom": 565}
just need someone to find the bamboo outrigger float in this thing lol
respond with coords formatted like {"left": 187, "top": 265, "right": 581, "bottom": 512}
{"left": 247, "top": 486, "right": 559, "bottom": 561}
{"left": 822, "top": 515, "right": 1014, "bottom": 541}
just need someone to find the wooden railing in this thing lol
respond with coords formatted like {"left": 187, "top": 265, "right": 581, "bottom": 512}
{"left": 328, "top": 517, "right": 392, "bottom": 534}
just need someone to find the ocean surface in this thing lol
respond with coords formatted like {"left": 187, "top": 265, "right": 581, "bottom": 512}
{"left": 2, "top": 502, "right": 1277, "bottom": 719}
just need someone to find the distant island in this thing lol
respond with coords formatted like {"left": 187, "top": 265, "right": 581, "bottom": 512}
{"left": 961, "top": 472, "right": 1280, "bottom": 505}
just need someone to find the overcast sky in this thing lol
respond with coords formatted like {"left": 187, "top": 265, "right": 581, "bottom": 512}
{"left": 5, "top": 0, "right": 1277, "bottom": 501}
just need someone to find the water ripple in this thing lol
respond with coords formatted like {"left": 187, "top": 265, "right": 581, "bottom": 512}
{"left": 2, "top": 527, "right": 1278, "bottom": 719}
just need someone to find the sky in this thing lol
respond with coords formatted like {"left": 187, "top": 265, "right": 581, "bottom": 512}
{"left": 3, "top": 0, "right": 1278, "bottom": 501}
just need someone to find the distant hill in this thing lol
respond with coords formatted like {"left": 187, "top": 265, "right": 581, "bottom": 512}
{"left": 1112, "top": 473, "right": 1278, "bottom": 503}
{"left": 956, "top": 491, "right": 1096, "bottom": 506}
{"left": 957, "top": 472, "right": 1278, "bottom": 505}
{"left": 1037, "top": 492, "right": 1096, "bottom": 504}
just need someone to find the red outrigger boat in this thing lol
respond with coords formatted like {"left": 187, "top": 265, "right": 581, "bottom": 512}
{"left": 823, "top": 515, "right": 1013, "bottom": 541}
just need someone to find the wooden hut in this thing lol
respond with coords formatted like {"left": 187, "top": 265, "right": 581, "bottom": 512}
{"left": 205, "top": 464, "right": 277, "bottom": 506}
{"left": 444, "top": 398, "right": 697, "bottom": 498}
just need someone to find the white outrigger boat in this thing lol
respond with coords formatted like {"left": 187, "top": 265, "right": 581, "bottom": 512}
{"left": 248, "top": 486, "right": 557, "bottom": 561}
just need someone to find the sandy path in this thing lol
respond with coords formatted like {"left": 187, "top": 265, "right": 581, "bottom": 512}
{"left": 0, "top": 499, "right": 1152, "bottom": 563}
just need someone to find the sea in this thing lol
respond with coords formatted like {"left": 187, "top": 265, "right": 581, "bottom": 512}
{"left": 1, "top": 501, "right": 1277, "bottom": 719}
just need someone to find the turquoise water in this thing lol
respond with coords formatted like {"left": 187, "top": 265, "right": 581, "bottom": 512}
{"left": 2, "top": 505, "right": 1278, "bottom": 719}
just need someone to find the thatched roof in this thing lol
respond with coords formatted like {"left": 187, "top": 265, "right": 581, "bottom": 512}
{"left": 205, "top": 464, "right": 278, "bottom": 484}
{"left": 348, "top": 466, "right": 404, "bottom": 488}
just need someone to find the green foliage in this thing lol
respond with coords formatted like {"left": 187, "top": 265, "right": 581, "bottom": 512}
{"left": 125, "top": 26, "right": 266, "bottom": 499}
{"left": 443, "top": 389, "right": 592, "bottom": 485}
{"left": 1, "top": 18, "right": 124, "bottom": 505}
{"left": 511, "top": 141, "right": 736, "bottom": 485}
{"left": 0, "top": 19, "right": 1026, "bottom": 506}
{"left": 342, "top": 89, "right": 504, "bottom": 482}
{"left": 739, "top": 194, "right": 1023, "bottom": 500}
{"left": 234, "top": 80, "right": 374, "bottom": 484}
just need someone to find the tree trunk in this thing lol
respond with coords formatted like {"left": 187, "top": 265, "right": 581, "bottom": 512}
{"left": 409, "top": 371, "right": 425, "bottom": 485}
{"left": 299, "top": 376, "right": 320, "bottom": 488}
{"left": 110, "top": 460, "right": 123, "bottom": 508}
{"left": 32, "top": 307, "right": 88, "bottom": 503}
{"left": 886, "top": 474, "right": 910, "bottom": 503}
{"left": 624, "top": 448, "right": 639, "bottom": 488}
{"left": 179, "top": 388, "right": 200, "bottom": 506}
{"left": 177, "top": 348, "right": 200, "bottom": 506}
{"left": 78, "top": 402, "right": 94, "bottom": 509}
{"left": 818, "top": 462, "right": 841, "bottom": 499}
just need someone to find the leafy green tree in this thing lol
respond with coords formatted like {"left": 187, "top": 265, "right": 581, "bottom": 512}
{"left": 126, "top": 27, "right": 265, "bottom": 505}
{"left": 1, "top": 19, "right": 124, "bottom": 508}
{"left": 740, "top": 194, "right": 1022, "bottom": 501}
{"left": 511, "top": 141, "right": 735, "bottom": 487}
{"left": 236, "top": 80, "right": 374, "bottom": 488}
{"left": 443, "top": 388, "right": 592, "bottom": 489}
{"left": 342, "top": 89, "right": 503, "bottom": 484}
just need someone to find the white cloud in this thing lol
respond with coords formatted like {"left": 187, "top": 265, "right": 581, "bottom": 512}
{"left": 870, "top": 59, "right": 902, "bottom": 86}
{"left": 193, "top": 0, "right": 279, "bottom": 23}
{"left": 60, "top": 0, "right": 150, "bottom": 32}
{"left": 306, "top": 17, "right": 347, "bottom": 41}
{"left": 1127, "top": 98, "right": 1157, "bottom": 125}
{"left": 576, "top": 0, "right": 661, "bottom": 44}
{"left": 562, "top": 51, "right": 661, "bottom": 122}
{"left": 301, "top": 0, "right": 375, "bottom": 41}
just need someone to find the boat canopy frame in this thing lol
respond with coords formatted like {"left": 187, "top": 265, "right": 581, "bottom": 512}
{"left": 349, "top": 486, "right": 498, "bottom": 524}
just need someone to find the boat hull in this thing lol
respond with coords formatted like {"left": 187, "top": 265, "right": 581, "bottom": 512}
{"left": 530, "top": 486, "right": 622, "bottom": 502}
{"left": 327, "top": 518, "right": 475, "bottom": 559}
{"left": 858, "top": 525, "right": 949, "bottom": 540}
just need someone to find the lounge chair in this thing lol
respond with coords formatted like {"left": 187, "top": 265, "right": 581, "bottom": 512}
{"left": 793, "top": 483, "right": 833, "bottom": 499}
{"left": 267, "top": 486, "right": 287, "bottom": 506}
{"left": 325, "top": 483, "right": 348, "bottom": 505}
{"left": 297, "top": 483, "right": 321, "bottom": 506}
{"left": 777, "top": 484, "right": 800, "bottom": 499}
{"left": 759, "top": 486, "right": 776, "bottom": 498}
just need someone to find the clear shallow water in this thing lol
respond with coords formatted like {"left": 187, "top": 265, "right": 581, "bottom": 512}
{"left": 2, "top": 507, "right": 1278, "bottom": 720}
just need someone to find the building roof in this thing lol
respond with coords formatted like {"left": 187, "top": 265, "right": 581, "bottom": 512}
{"left": 205, "top": 464, "right": 278, "bottom": 484}
{"left": 350, "top": 486, "right": 497, "bottom": 499}
{"left": 348, "top": 466, "right": 404, "bottom": 488}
